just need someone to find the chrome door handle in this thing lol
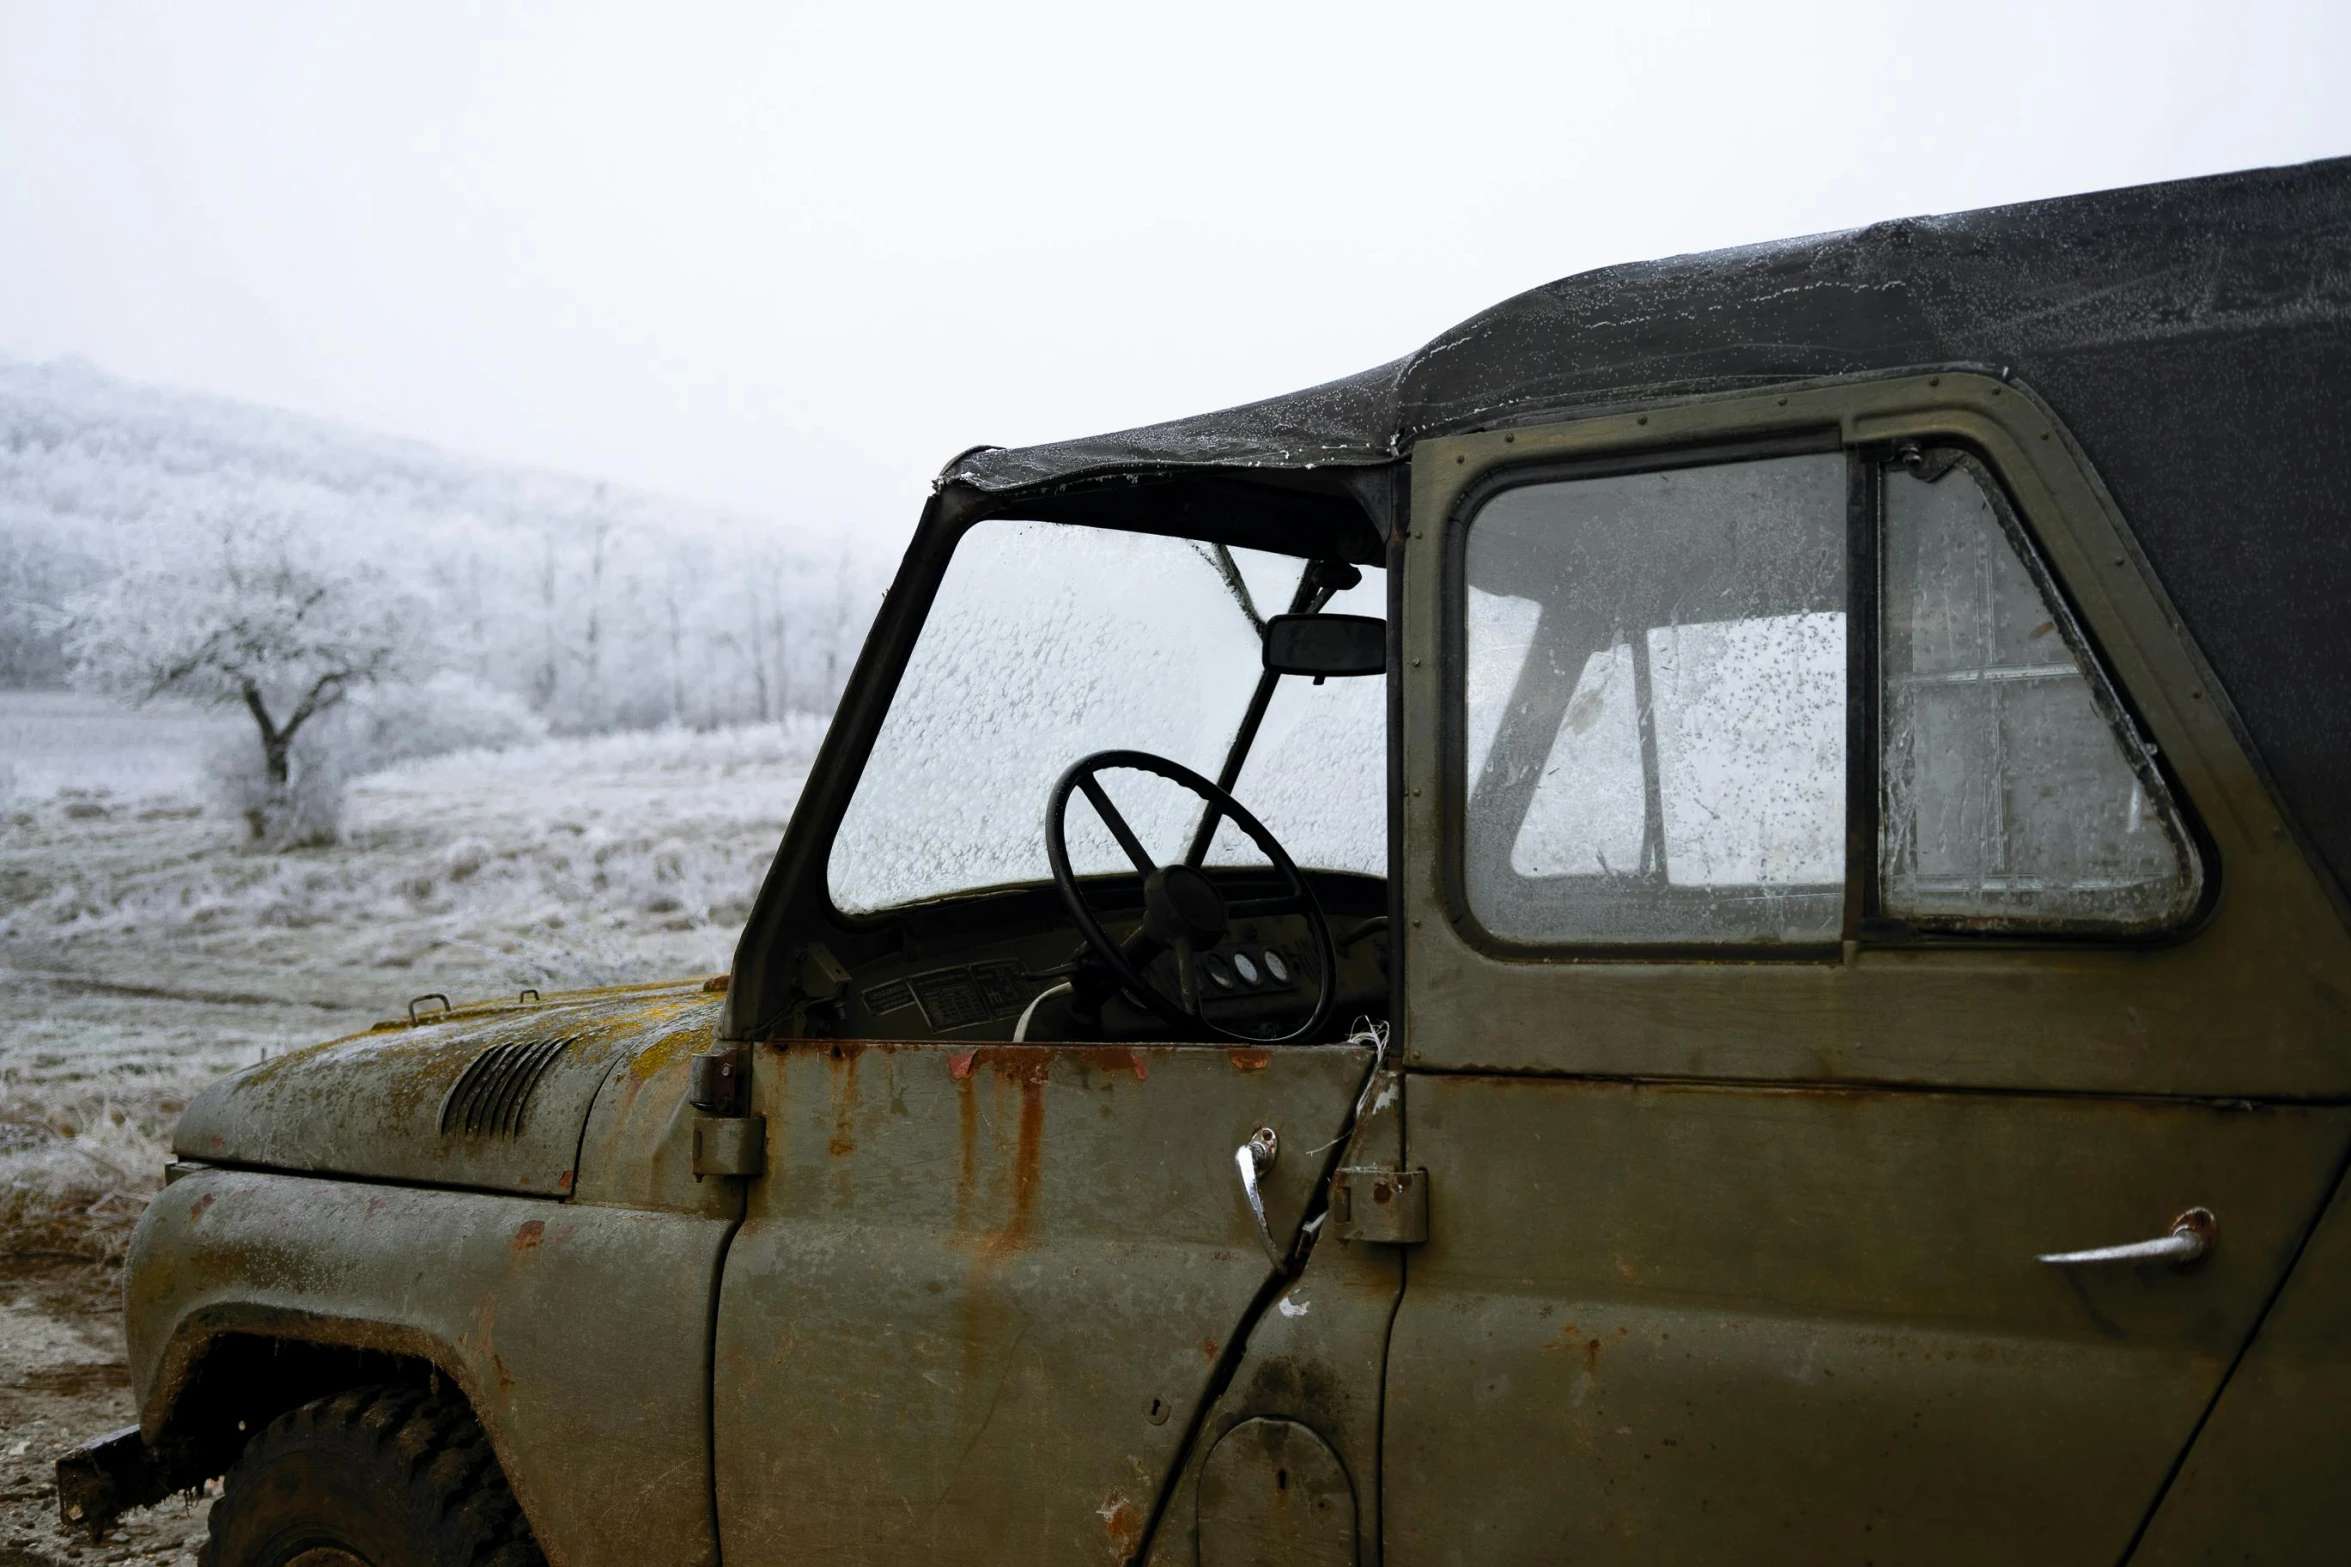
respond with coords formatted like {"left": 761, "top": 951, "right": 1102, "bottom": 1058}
{"left": 2039, "top": 1207, "right": 2215, "bottom": 1268}
{"left": 1235, "top": 1126, "right": 1282, "bottom": 1267}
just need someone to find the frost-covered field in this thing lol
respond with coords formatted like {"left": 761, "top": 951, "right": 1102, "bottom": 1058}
{"left": 0, "top": 695, "right": 822, "bottom": 1086}
{"left": 0, "top": 695, "right": 828, "bottom": 1558}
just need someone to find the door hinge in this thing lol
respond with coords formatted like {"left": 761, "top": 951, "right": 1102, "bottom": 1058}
{"left": 693, "top": 1115, "right": 766, "bottom": 1178}
{"left": 1330, "top": 1166, "right": 1428, "bottom": 1245}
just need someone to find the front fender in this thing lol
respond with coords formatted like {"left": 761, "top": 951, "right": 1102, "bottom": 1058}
{"left": 127, "top": 1169, "right": 728, "bottom": 1567}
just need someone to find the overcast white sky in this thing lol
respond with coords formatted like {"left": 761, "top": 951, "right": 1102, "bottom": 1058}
{"left": 3, "top": 1, "right": 2347, "bottom": 553}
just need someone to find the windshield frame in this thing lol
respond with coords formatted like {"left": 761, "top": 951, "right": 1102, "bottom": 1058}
{"left": 720, "top": 471, "right": 1401, "bottom": 1043}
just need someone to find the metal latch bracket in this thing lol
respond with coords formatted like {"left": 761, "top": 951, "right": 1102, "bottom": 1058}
{"left": 1330, "top": 1166, "right": 1429, "bottom": 1244}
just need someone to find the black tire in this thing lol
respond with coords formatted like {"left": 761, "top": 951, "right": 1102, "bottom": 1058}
{"left": 201, "top": 1384, "right": 546, "bottom": 1567}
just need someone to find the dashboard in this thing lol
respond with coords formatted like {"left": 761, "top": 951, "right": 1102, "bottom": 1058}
{"left": 817, "top": 871, "right": 1390, "bottom": 1045}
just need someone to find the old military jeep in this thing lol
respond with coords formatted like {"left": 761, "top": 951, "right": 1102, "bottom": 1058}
{"left": 65, "top": 157, "right": 2351, "bottom": 1566}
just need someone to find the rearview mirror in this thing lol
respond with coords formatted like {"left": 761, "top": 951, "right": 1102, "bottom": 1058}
{"left": 1262, "top": 613, "right": 1386, "bottom": 678}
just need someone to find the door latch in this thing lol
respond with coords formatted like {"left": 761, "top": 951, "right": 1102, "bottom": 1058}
{"left": 1330, "top": 1166, "right": 1428, "bottom": 1245}
{"left": 1236, "top": 1127, "right": 1284, "bottom": 1266}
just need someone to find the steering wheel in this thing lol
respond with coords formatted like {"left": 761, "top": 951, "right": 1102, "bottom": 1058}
{"left": 1044, "top": 749, "right": 1338, "bottom": 1044}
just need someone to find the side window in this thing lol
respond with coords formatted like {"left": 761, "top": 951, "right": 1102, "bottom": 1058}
{"left": 1454, "top": 441, "right": 2200, "bottom": 949}
{"left": 1880, "top": 453, "right": 2198, "bottom": 929}
{"left": 1462, "top": 453, "right": 1849, "bottom": 944}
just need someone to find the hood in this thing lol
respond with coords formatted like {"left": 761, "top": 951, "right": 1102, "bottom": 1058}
{"left": 175, "top": 982, "right": 721, "bottom": 1196}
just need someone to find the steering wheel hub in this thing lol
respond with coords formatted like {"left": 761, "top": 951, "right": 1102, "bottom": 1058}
{"left": 1143, "top": 865, "right": 1229, "bottom": 947}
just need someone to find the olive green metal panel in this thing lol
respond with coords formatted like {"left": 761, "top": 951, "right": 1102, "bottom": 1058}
{"left": 174, "top": 986, "right": 722, "bottom": 1195}
{"left": 1150, "top": 1068, "right": 1406, "bottom": 1567}
{"left": 2133, "top": 1160, "right": 2351, "bottom": 1563}
{"left": 573, "top": 1009, "right": 739, "bottom": 1219}
{"left": 1381, "top": 1076, "right": 2347, "bottom": 1565}
{"left": 1398, "top": 373, "right": 2351, "bottom": 1097}
{"left": 712, "top": 1039, "right": 1367, "bottom": 1565}
{"left": 1197, "top": 1418, "right": 1356, "bottom": 1567}
{"left": 126, "top": 1168, "right": 728, "bottom": 1567}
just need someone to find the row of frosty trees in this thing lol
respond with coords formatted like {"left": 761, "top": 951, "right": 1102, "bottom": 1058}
{"left": 48, "top": 514, "right": 875, "bottom": 848}
{"left": 2, "top": 357, "right": 882, "bottom": 848}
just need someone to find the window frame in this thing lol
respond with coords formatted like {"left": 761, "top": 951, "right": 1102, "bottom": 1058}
{"left": 1438, "top": 427, "right": 2210, "bottom": 960}
{"left": 1867, "top": 446, "right": 2204, "bottom": 937}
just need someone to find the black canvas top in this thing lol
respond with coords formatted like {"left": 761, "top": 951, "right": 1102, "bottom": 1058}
{"left": 944, "top": 158, "right": 2351, "bottom": 908}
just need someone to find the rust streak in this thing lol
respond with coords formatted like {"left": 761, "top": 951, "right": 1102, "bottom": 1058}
{"left": 827, "top": 1046, "right": 861, "bottom": 1158}
{"left": 1008, "top": 1069, "right": 1045, "bottom": 1244}
{"left": 955, "top": 1069, "right": 977, "bottom": 1222}
{"left": 976, "top": 1058, "right": 1048, "bottom": 1259}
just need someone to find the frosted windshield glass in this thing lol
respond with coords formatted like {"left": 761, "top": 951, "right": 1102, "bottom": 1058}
{"left": 1226, "top": 569, "right": 1388, "bottom": 878}
{"left": 829, "top": 522, "right": 1387, "bottom": 912}
{"left": 1880, "top": 457, "right": 2197, "bottom": 928}
{"left": 1462, "top": 453, "right": 1847, "bottom": 944}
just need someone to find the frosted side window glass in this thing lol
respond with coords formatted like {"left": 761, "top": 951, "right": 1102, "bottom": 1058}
{"left": 1880, "top": 457, "right": 2198, "bottom": 928}
{"left": 1462, "top": 453, "right": 1848, "bottom": 944}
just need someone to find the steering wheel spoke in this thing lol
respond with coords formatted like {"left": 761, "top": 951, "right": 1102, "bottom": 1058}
{"left": 1045, "top": 749, "right": 1338, "bottom": 1045}
{"left": 1075, "top": 773, "right": 1160, "bottom": 877}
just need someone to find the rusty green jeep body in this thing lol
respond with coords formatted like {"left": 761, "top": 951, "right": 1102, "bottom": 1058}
{"left": 69, "top": 158, "right": 2351, "bottom": 1565}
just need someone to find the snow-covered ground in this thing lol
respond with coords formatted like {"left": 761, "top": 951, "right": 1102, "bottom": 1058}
{"left": 0, "top": 693, "right": 823, "bottom": 1086}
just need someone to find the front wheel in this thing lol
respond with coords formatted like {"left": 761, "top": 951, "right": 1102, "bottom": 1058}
{"left": 201, "top": 1385, "right": 544, "bottom": 1567}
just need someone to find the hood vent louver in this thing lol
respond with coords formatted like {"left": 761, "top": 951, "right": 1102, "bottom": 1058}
{"left": 441, "top": 1035, "right": 578, "bottom": 1138}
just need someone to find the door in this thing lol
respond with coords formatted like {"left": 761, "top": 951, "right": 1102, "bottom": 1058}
{"left": 712, "top": 1037, "right": 1368, "bottom": 1563}
{"left": 1382, "top": 377, "right": 2351, "bottom": 1563}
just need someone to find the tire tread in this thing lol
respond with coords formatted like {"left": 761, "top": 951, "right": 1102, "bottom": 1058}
{"left": 199, "top": 1383, "right": 545, "bottom": 1567}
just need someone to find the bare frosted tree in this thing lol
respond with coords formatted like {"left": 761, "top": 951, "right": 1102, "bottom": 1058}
{"left": 62, "top": 523, "right": 420, "bottom": 842}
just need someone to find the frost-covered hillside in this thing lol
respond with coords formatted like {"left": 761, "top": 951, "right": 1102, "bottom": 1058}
{"left": 0, "top": 701, "right": 823, "bottom": 1085}
{"left": 0, "top": 355, "right": 882, "bottom": 729}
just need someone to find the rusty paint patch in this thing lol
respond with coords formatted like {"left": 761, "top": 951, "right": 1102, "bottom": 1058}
{"left": 1097, "top": 1490, "right": 1144, "bottom": 1560}
{"left": 188, "top": 1193, "right": 213, "bottom": 1221}
{"left": 555, "top": 1169, "right": 573, "bottom": 1192}
{"left": 1075, "top": 1046, "right": 1149, "bottom": 1081}
{"left": 949, "top": 1049, "right": 976, "bottom": 1080}
{"left": 511, "top": 1219, "right": 546, "bottom": 1252}
{"left": 1546, "top": 1323, "right": 1628, "bottom": 1376}
{"left": 1228, "top": 1048, "right": 1271, "bottom": 1072}
{"left": 1202, "top": 1337, "right": 1220, "bottom": 1363}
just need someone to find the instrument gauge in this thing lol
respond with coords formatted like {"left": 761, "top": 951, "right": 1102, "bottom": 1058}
{"left": 1231, "top": 951, "right": 1262, "bottom": 986}
{"left": 1261, "top": 949, "right": 1290, "bottom": 984}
